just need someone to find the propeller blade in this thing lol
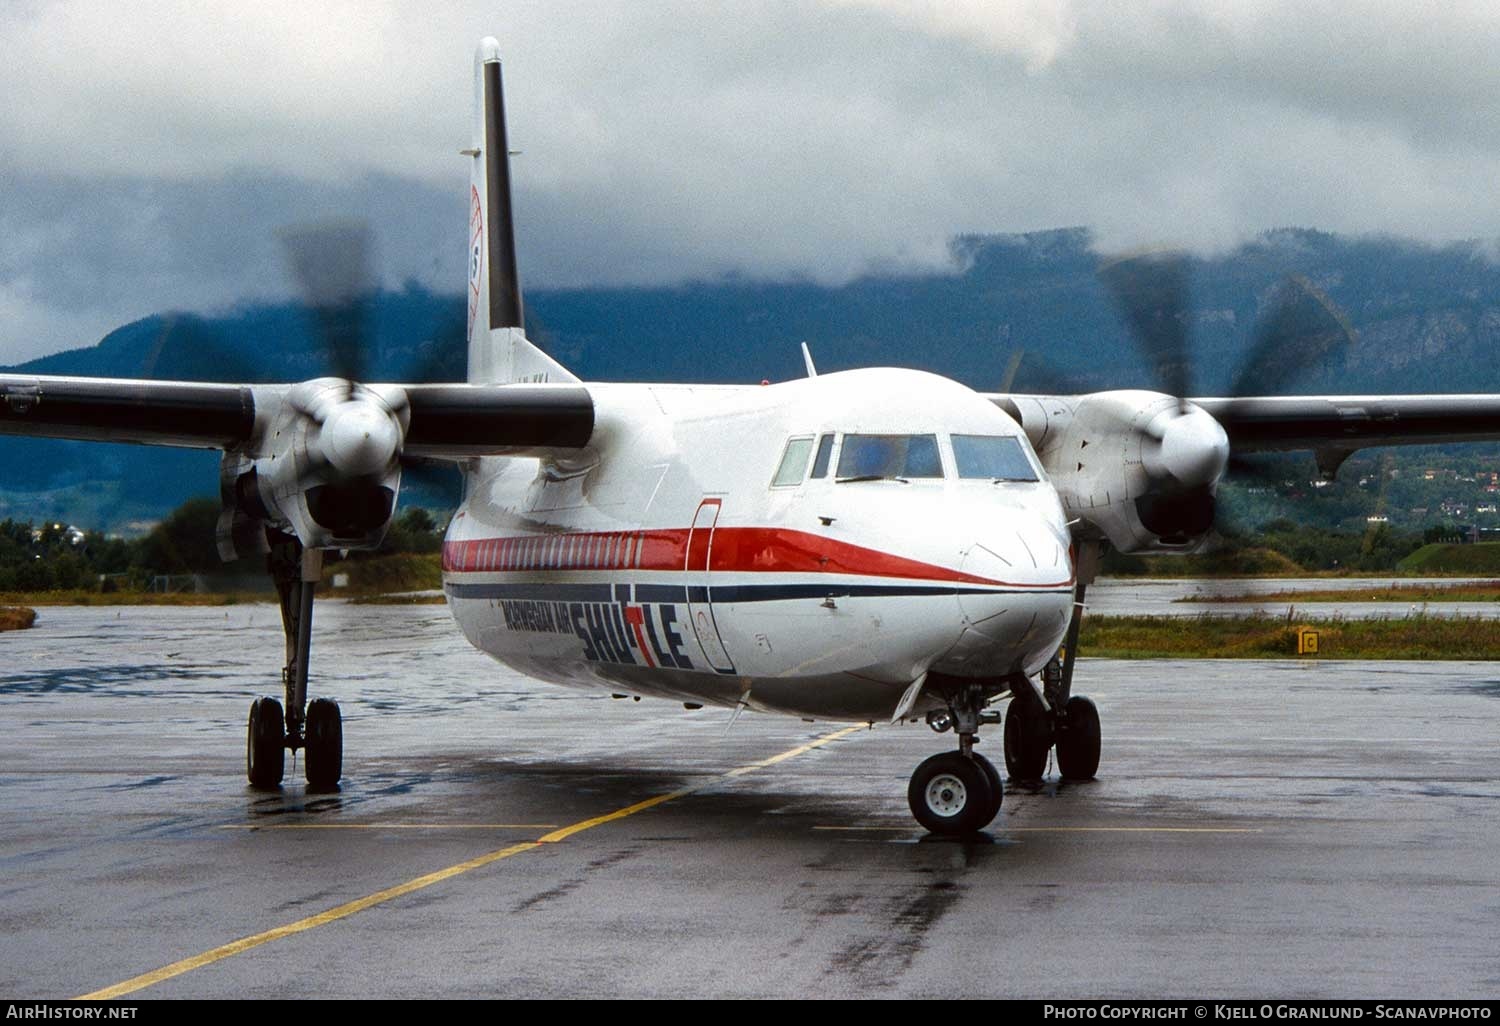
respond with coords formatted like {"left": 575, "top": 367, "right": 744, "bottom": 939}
{"left": 1228, "top": 275, "right": 1356, "bottom": 398}
{"left": 280, "top": 220, "right": 374, "bottom": 386}
{"left": 998, "top": 349, "right": 1025, "bottom": 393}
{"left": 401, "top": 304, "right": 467, "bottom": 384}
{"left": 138, "top": 312, "right": 262, "bottom": 383}
{"left": 997, "top": 347, "right": 1101, "bottom": 395}
{"left": 1099, "top": 251, "right": 1191, "bottom": 405}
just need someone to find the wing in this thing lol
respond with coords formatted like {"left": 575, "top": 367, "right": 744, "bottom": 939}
{"left": 0, "top": 374, "right": 594, "bottom": 455}
{"left": 992, "top": 390, "right": 1500, "bottom": 468}
{"left": 0, "top": 373, "right": 595, "bottom": 554}
{"left": 988, "top": 388, "right": 1500, "bottom": 551}
{"left": 1190, "top": 394, "right": 1500, "bottom": 456}
{"left": 0, "top": 376, "right": 253, "bottom": 448}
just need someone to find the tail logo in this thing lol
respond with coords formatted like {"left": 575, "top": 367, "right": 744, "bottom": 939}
{"left": 467, "top": 184, "right": 484, "bottom": 339}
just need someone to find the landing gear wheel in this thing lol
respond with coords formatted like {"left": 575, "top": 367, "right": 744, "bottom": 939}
{"left": 908, "top": 752, "right": 996, "bottom": 835}
{"left": 247, "top": 696, "right": 285, "bottom": 788}
{"left": 1003, "top": 698, "right": 1050, "bottom": 782}
{"left": 304, "top": 697, "right": 343, "bottom": 790}
{"left": 971, "top": 752, "right": 1004, "bottom": 824}
{"left": 1056, "top": 695, "right": 1101, "bottom": 781}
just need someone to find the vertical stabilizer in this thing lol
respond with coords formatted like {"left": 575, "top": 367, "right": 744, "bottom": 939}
{"left": 467, "top": 38, "right": 578, "bottom": 384}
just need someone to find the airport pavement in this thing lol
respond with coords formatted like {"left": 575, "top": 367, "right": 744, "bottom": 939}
{"left": 1089, "top": 576, "right": 1500, "bottom": 618}
{"left": 1, "top": 604, "right": 1497, "bottom": 998}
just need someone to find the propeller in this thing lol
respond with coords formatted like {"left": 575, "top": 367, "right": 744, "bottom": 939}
{"left": 280, "top": 219, "right": 467, "bottom": 511}
{"left": 1097, "top": 250, "right": 1358, "bottom": 555}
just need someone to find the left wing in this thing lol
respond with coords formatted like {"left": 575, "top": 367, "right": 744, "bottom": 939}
{"left": 1191, "top": 394, "right": 1500, "bottom": 475}
{"left": 989, "top": 388, "right": 1500, "bottom": 554}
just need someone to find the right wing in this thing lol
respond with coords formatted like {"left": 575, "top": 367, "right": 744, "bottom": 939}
{"left": 0, "top": 373, "right": 596, "bottom": 554}
{"left": 0, "top": 375, "right": 595, "bottom": 455}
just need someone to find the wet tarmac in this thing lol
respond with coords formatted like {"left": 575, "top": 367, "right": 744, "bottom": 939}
{"left": 1090, "top": 576, "right": 1500, "bottom": 618}
{"left": 2, "top": 604, "right": 1498, "bottom": 998}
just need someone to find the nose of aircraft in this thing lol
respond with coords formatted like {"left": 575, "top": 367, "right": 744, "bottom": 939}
{"left": 959, "top": 508, "right": 1070, "bottom": 587}
{"left": 954, "top": 509, "right": 1074, "bottom": 647}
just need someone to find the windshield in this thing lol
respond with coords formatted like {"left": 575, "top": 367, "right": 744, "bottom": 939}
{"left": 952, "top": 434, "right": 1039, "bottom": 482}
{"left": 836, "top": 434, "right": 943, "bottom": 480}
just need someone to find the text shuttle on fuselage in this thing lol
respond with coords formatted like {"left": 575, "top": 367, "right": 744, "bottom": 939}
{"left": 6, "top": 35, "right": 1500, "bottom": 835}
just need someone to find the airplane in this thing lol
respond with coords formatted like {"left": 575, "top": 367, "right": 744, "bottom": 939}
{"left": 5, "top": 36, "right": 1500, "bottom": 836}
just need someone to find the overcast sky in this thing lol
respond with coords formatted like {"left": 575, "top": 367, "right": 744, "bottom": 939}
{"left": 4, "top": 0, "right": 1500, "bottom": 363}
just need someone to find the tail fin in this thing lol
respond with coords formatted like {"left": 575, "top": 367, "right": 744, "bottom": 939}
{"left": 467, "top": 38, "right": 578, "bottom": 385}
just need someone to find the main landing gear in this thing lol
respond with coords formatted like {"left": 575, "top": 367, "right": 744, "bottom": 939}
{"left": 246, "top": 532, "right": 343, "bottom": 791}
{"left": 1003, "top": 672, "right": 1101, "bottom": 783}
{"left": 1003, "top": 567, "right": 1102, "bottom": 785}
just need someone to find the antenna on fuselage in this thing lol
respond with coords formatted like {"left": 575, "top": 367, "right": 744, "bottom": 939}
{"left": 801, "top": 342, "right": 818, "bottom": 378}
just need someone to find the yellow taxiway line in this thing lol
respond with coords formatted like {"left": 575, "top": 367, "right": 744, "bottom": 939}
{"left": 812, "top": 824, "right": 1262, "bottom": 834}
{"left": 216, "top": 823, "right": 561, "bottom": 831}
{"left": 78, "top": 725, "right": 862, "bottom": 1001}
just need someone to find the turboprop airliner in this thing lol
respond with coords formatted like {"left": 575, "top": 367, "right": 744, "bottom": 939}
{"left": 5, "top": 38, "right": 1500, "bottom": 835}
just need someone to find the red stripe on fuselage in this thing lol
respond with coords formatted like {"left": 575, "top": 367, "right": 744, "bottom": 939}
{"left": 442, "top": 527, "right": 1069, "bottom": 589}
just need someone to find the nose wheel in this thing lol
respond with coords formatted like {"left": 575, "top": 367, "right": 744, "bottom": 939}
{"left": 908, "top": 682, "right": 1005, "bottom": 835}
{"left": 908, "top": 751, "right": 1001, "bottom": 835}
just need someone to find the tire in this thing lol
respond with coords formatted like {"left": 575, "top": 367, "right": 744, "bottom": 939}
{"left": 304, "top": 697, "right": 343, "bottom": 790}
{"left": 908, "top": 752, "right": 995, "bottom": 835}
{"left": 247, "top": 697, "right": 285, "bottom": 788}
{"left": 1003, "top": 698, "right": 1050, "bottom": 781}
{"left": 971, "top": 752, "right": 1004, "bottom": 827}
{"left": 1056, "top": 695, "right": 1101, "bottom": 781}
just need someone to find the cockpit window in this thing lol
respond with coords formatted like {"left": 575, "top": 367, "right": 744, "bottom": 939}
{"left": 952, "top": 434, "right": 1039, "bottom": 482}
{"left": 836, "top": 434, "right": 944, "bottom": 480}
{"left": 772, "top": 436, "right": 815, "bottom": 487}
{"left": 810, "top": 434, "right": 835, "bottom": 478}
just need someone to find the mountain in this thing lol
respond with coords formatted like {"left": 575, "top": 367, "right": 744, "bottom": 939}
{"left": 5, "top": 227, "right": 1500, "bottom": 531}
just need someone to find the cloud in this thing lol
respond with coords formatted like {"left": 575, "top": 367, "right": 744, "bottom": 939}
{"left": 3, "top": 1, "right": 1500, "bottom": 362}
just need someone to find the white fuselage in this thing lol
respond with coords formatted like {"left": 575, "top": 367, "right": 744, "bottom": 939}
{"left": 442, "top": 368, "right": 1076, "bottom": 722}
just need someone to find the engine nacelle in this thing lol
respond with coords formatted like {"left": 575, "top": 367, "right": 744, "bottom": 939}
{"left": 1002, "top": 390, "right": 1228, "bottom": 554}
{"left": 217, "top": 378, "right": 410, "bottom": 559}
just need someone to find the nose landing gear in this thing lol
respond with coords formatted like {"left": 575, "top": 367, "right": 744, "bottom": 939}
{"left": 909, "top": 683, "right": 1004, "bottom": 835}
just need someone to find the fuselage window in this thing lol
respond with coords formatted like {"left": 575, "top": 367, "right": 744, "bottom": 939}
{"left": 952, "top": 434, "right": 1040, "bottom": 482}
{"left": 810, "top": 433, "right": 834, "bottom": 478}
{"left": 836, "top": 434, "right": 944, "bottom": 480}
{"left": 772, "top": 436, "right": 816, "bottom": 487}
